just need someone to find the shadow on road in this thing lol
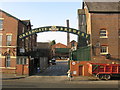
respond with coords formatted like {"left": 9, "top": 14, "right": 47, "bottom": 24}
{"left": 33, "top": 60, "right": 69, "bottom": 76}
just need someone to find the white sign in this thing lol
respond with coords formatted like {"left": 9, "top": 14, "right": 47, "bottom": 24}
{"left": 72, "top": 62, "right": 76, "bottom": 65}
{"left": 73, "top": 71, "right": 77, "bottom": 75}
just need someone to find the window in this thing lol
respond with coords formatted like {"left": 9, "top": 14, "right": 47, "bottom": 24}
{"left": 17, "top": 57, "right": 27, "bottom": 65}
{"left": 23, "top": 58, "right": 27, "bottom": 64}
{"left": 22, "top": 27, "right": 25, "bottom": 33}
{"left": 79, "top": 14, "right": 86, "bottom": 26}
{"left": 6, "top": 35, "right": 12, "bottom": 46}
{"left": 100, "top": 46, "right": 108, "bottom": 54}
{"left": 0, "top": 35, "right": 2, "bottom": 46}
{"left": 6, "top": 54, "right": 10, "bottom": 67}
{"left": 0, "top": 20, "right": 3, "bottom": 30}
{"left": 100, "top": 29, "right": 107, "bottom": 38}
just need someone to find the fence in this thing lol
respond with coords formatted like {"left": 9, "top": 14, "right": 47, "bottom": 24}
{"left": 71, "top": 46, "right": 91, "bottom": 61}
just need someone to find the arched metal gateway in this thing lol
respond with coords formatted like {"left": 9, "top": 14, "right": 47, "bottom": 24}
{"left": 18, "top": 26, "right": 91, "bottom": 62}
{"left": 18, "top": 26, "right": 91, "bottom": 75}
{"left": 18, "top": 26, "right": 90, "bottom": 40}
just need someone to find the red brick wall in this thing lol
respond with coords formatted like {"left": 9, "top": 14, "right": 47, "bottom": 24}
{"left": 0, "top": 11, "right": 32, "bottom": 75}
{"left": 70, "top": 59, "right": 120, "bottom": 77}
{"left": 70, "top": 61, "right": 92, "bottom": 76}
{"left": 0, "top": 11, "right": 18, "bottom": 46}
{"left": 0, "top": 11, "right": 18, "bottom": 74}
{"left": 2, "top": 69, "right": 16, "bottom": 74}
{"left": 90, "top": 13, "right": 120, "bottom": 62}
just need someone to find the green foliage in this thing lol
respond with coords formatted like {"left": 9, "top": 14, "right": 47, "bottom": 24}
{"left": 50, "top": 40, "right": 56, "bottom": 46}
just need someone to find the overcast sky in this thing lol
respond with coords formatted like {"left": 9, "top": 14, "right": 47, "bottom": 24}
{"left": 1, "top": 1, "right": 82, "bottom": 45}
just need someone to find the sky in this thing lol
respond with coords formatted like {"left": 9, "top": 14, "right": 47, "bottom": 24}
{"left": 1, "top": 1, "right": 82, "bottom": 45}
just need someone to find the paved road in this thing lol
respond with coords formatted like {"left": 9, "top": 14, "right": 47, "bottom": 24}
{"left": 2, "top": 76, "right": 120, "bottom": 88}
{"left": 36, "top": 60, "right": 69, "bottom": 76}
{"left": 2, "top": 60, "right": 120, "bottom": 88}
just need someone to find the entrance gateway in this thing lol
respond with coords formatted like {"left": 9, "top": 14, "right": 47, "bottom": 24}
{"left": 18, "top": 25, "right": 90, "bottom": 64}
{"left": 18, "top": 26, "right": 90, "bottom": 40}
{"left": 18, "top": 26, "right": 90, "bottom": 76}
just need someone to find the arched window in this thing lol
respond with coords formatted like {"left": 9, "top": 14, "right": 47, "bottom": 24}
{"left": 100, "top": 29, "right": 108, "bottom": 38}
{"left": 5, "top": 54, "right": 10, "bottom": 67}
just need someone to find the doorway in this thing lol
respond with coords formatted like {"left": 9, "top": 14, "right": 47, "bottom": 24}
{"left": 79, "top": 65, "right": 83, "bottom": 76}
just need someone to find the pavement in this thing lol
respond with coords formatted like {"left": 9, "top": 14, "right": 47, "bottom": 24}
{"left": 26, "top": 75, "right": 99, "bottom": 81}
{"left": 1, "top": 74, "right": 98, "bottom": 81}
{"left": 1, "top": 73, "right": 99, "bottom": 81}
{"left": 1, "top": 73, "right": 27, "bottom": 80}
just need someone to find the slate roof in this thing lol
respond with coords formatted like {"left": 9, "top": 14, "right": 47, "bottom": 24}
{"left": 21, "top": 20, "right": 30, "bottom": 25}
{"left": 0, "top": 9, "right": 20, "bottom": 20}
{"left": 0, "top": 9, "right": 31, "bottom": 26}
{"left": 84, "top": 2, "right": 120, "bottom": 12}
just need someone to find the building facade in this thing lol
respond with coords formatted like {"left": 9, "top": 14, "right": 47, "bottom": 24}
{"left": 36, "top": 42, "right": 51, "bottom": 72}
{"left": 70, "top": 2, "right": 120, "bottom": 77}
{"left": 51, "top": 43, "right": 70, "bottom": 59}
{"left": 0, "top": 10, "right": 37, "bottom": 75}
{"left": 78, "top": 2, "right": 120, "bottom": 64}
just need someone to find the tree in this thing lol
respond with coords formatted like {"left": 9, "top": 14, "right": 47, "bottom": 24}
{"left": 49, "top": 40, "right": 56, "bottom": 46}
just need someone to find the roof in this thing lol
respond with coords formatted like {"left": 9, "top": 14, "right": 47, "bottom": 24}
{"left": 0, "top": 9, "right": 31, "bottom": 26}
{"left": 21, "top": 20, "right": 30, "bottom": 25}
{"left": 37, "top": 42, "right": 50, "bottom": 49}
{"left": 84, "top": 2, "right": 120, "bottom": 13}
{"left": 52, "top": 43, "right": 68, "bottom": 48}
{"left": 0, "top": 9, "right": 20, "bottom": 20}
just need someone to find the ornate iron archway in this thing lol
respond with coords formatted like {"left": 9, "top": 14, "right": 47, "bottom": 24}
{"left": 18, "top": 26, "right": 90, "bottom": 40}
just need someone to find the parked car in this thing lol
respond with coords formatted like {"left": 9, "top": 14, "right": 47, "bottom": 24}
{"left": 49, "top": 58, "right": 56, "bottom": 65}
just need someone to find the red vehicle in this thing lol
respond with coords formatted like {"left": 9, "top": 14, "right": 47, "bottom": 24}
{"left": 88, "top": 63, "right": 120, "bottom": 80}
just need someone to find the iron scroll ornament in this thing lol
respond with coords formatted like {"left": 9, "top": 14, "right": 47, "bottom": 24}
{"left": 18, "top": 26, "right": 90, "bottom": 40}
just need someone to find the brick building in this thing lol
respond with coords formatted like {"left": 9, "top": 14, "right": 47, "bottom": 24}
{"left": 0, "top": 9, "right": 37, "bottom": 75}
{"left": 78, "top": 2, "right": 120, "bottom": 63}
{"left": 51, "top": 43, "right": 70, "bottom": 59}
{"left": 70, "top": 2, "right": 120, "bottom": 76}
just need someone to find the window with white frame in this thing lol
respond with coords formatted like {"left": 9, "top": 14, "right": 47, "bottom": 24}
{"left": 6, "top": 35, "right": 12, "bottom": 46}
{"left": 100, "top": 29, "right": 107, "bottom": 38}
{"left": 100, "top": 46, "right": 108, "bottom": 54}
{"left": 0, "top": 20, "right": 3, "bottom": 30}
{"left": 0, "top": 35, "right": 2, "bottom": 46}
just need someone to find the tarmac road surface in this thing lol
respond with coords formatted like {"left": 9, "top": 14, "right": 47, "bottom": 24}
{"left": 2, "top": 60, "right": 120, "bottom": 88}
